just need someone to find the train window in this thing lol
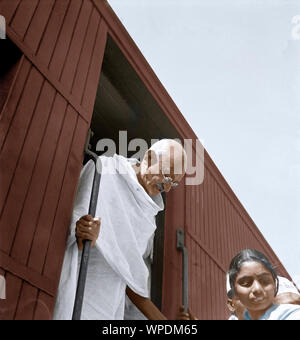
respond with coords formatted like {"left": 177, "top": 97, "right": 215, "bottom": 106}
{"left": 0, "top": 38, "right": 22, "bottom": 114}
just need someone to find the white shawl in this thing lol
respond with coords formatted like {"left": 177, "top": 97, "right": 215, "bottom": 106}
{"left": 53, "top": 155, "right": 164, "bottom": 319}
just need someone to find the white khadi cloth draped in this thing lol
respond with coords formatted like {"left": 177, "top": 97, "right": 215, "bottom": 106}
{"left": 53, "top": 155, "right": 164, "bottom": 320}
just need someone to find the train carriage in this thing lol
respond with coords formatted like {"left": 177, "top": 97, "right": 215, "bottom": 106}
{"left": 0, "top": 0, "right": 291, "bottom": 320}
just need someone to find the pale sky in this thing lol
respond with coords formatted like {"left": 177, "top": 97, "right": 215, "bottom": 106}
{"left": 108, "top": 0, "right": 300, "bottom": 287}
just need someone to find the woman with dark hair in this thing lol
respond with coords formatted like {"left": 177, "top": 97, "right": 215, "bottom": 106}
{"left": 228, "top": 249, "right": 300, "bottom": 320}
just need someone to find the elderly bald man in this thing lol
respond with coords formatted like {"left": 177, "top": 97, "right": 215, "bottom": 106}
{"left": 53, "top": 139, "right": 187, "bottom": 320}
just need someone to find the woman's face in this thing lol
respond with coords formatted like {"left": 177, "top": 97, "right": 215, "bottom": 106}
{"left": 234, "top": 261, "right": 276, "bottom": 320}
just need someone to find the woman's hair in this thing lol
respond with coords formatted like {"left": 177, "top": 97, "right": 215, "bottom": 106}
{"left": 228, "top": 249, "right": 279, "bottom": 296}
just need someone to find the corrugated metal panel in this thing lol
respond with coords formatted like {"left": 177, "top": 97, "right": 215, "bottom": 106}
{"left": 0, "top": 0, "right": 107, "bottom": 319}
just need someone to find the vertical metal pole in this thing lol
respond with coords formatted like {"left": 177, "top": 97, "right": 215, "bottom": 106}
{"left": 177, "top": 228, "right": 188, "bottom": 313}
{"left": 72, "top": 157, "right": 102, "bottom": 320}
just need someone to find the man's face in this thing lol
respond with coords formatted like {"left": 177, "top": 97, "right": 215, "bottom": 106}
{"left": 139, "top": 150, "right": 185, "bottom": 196}
{"left": 140, "top": 163, "right": 184, "bottom": 196}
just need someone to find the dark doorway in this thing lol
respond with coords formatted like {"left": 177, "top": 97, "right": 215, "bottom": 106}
{"left": 0, "top": 38, "right": 22, "bottom": 113}
{"left": 88, "top": 34, "right": 181, "bottom": 314}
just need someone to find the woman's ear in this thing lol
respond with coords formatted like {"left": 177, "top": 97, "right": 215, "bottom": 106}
{"left": 226, "top": 299, "right": 236, "bottom": 313}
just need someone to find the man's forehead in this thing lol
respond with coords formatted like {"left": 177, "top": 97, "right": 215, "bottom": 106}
{"left": 159, "top": 155, "right": 186, "bottom": 174}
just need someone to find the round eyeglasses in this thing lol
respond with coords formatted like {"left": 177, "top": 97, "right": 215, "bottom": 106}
{"left": 156, "top": 170, "right": 179, "bottom": 193}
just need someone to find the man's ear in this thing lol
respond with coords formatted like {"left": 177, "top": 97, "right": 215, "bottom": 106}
{"left": 143, "top": 150, "right": 159, "bottom": 170}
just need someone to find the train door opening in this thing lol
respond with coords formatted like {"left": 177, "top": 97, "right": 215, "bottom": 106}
{"left": 87, "top": 34, "right": 181, "bottom": 317}
{"left": 0, "top": 38, "right": 22, "bottom": 114}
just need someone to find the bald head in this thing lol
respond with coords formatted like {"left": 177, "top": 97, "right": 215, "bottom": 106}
{"left": 137, "top": 139, "right": 187, "bottom": 196}
{"left": 148, "top": 139, "right": 187, "bottom": 175}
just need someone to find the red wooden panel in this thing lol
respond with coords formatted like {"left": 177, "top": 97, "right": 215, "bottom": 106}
{"left": 228, "top": 202, "right": 235, "bottom": 260}
{"left": 210, "top": 258, "right": 216, "bottom": 320}
{"left": 217, "top": 184, "right": 225, "bottom": 264}
{"left": 199, "top": 248, "right": 206, "bottom": 319}
{"left": 14, "top": 282, "right": 37, "bottom": 320}
{"left": 237, "top": 216, "right": 244, "bottom": 251}
{"left": 23, "top": 93, "right": 66, "bottom": 273}
{"left": 211, "top": 178, "right": 219, "bottom": 261}
{"left": 36, "top": 0, "right": 70, "bottom": 67}
{"left": 220, "top": 269, "right": 227, "bottom": 319}
{"left": 27, "top": 101, "right": 75, "bottom": 275}
{"left": 185, "top": 186, "right": 191, "bottom": 234}
{"left": 0, "top": 57, "right": 30, "bottom": 150}
{"left": 10, "top": 0, "right": 38, "bottom": 40}
{"left": 59, "top": 0, "right": 93, "bottom": 91}
{"left": 215, "top": 184, "right": 222, "bottom": 264}
{"left": 205, "top": 255, "right": 212, "bottom": 320}
{"left": 195, "top": 241, "right": 201, "bottom": 318}
{"left": 10, "top": 81, "right": 56, "bottom": 261}
{"left": 221, "top": 192, "right": 230, "bottom": 268}
{"left": 43, "top": 114, "right": 89, "bottom": 283}
{"left": 71, "top": 8, "right": 100, "bottom": 101}
{"left": 200, "top": 186, "right": 205, "bottom": 243}
{"left": 203, "top": 168, "right": 209, "bottom": 247}
{"left": 48, "top": 0, "right": 83, "bottom": 79}
{"left": 186, "top": 234, "right": 192, "bottom": 313}
{"left": 162, "top": 181, "right": 185, "bottom": 319}
{"left": 0, "top": 67, "right": 43, "bottom": 251}
{"left": 23, "top": 0, "right": 55, "bottom": 54}
{"left": 33, "top": 291, "right": 53, "bottom": 320}
{"left": 190, "top": 238, "right": 195, "bottom": 316}
{"left": 207, "top": 171, "right": 214, "bottom": 253}
{"left": 3, "top": 81, "right": 56, "bottom": 256}
{"left": 82, "top": 18, "right": 108, "bottom": 116}
{"left": 0, "top": 0, "right": 21, "bottom": 25}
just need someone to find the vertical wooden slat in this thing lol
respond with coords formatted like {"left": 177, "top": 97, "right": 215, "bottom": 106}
{"left": 14, "top": 282, "right": 37, "bottom": 320}
{"left": 200, "top": 249, "right": 207, "bottom": 319}
{"left": 207, "top": 172, "right": 214, "bottom": 253}
{"left": 228, "top": 202, "right": 235, "bottom": 262}
{"left": 196, "top": 239, "right": 201, "bottom": 318}
{"left": 162, "top": 181, "right": 185, "bottom": 319}
{"left": 206, "top": 256, "right": 212, "bottom": 320}
{"left": 203, "top": 167, "right": 209, "bottom": 248}
{"left": 211, "top": 177, "right": 217, "bottom": 261}
{"left": 59, "top": 0, "right": 93, "bottom": 91}
{"left": 218, "top": 186, "right": 225, "bottom": 265}
{"left": 33, "top": 291, "right": 53, "bottom": 320}
{"left": 222, "top": 196, "right": 228, "bottom": 267}
{"left": 0, "top": 67, "right": 44, "bottom": 251}
{"left": 71, "top": 8, "right": 100, "bottom": 101}
{"left": 0, "top": 0, "right": 21, "bottom": 25}
{"left": 48, "top": 0, "right": 83, "bottom": 79}
{"left": 23, "top": 0, "right": 55, "bottom": 54}
{"left": 10, "top": 82, "right": 56, "bottom": 261}
{"left": 81, "top": 18, "right": 108, "bottom": 115}
{"left": 43, "top": 114, "right": 88, "bottom": 282}
{"left": 27, "top": 101, "right": 75, "bottom": 274}
{"left": 221, "top": 192, "right": 229, "bottom": 268}
{"left": 36, "top": 0, "right": 70, "bottom": 67}
{"left": 216, "top": 185, "right": 223, "bottom": 265}
{"left": 10, "top": 0, "right": 39, "bottom": 40}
